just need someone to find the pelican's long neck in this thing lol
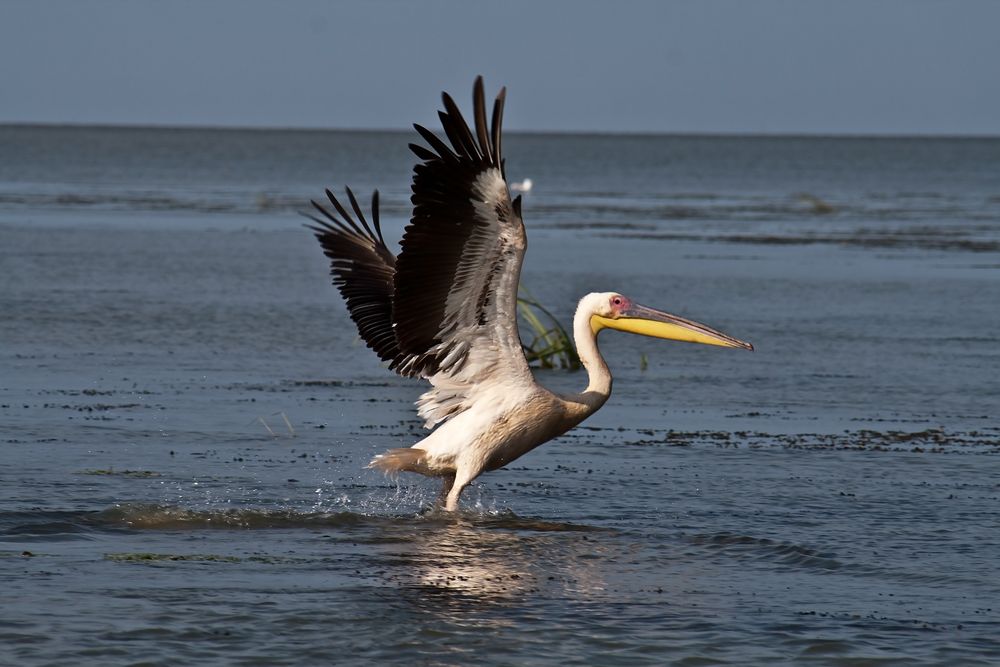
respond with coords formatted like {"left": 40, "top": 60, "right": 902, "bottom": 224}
{"left": 570, "top": 301, "right": 612, "bottom": 411}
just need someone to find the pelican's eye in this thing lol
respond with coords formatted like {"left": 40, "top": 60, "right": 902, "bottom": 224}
{"left": 610, "top": 295, "right": 626, "bottom": 315}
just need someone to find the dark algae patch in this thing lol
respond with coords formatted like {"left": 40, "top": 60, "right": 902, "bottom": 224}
{"left": 103, "top": 551, "right": 368, "bottom": 566}
{"left": 78, "top": 469, "right": 161, "bottom": 478}
{"left": 627, "top": 427, "right": 1000, "bottom": 453}
{"left": 105, "top": 552, "right": 243, "bottom": 563}
{"left": 104, "top": 552, "right": 310, "bottom": 564}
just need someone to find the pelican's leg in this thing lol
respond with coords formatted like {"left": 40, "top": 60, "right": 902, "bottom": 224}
{"left": 443, "top": 468, "right": 475, "bottom": 512}
{"left": 437, "top": 473, "right": 456, "bottom": 506}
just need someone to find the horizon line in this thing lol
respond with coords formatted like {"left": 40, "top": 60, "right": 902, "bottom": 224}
{"left": 2, "top": 120, "right": 998, "bottom": 142}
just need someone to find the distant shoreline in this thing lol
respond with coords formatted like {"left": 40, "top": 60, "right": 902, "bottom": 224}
{"left": 1, "top": 121, "right": 997, "bottom": 142}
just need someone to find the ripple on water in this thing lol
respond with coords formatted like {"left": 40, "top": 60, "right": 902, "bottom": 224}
{"left": 2, "top": 502, "right": 611, "bottom": 537}
{"left": 687, "top": 531, "right": 843, "bottom": 570}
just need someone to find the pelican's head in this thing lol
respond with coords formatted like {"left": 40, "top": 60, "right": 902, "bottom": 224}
{"left": 585, "top": 292, "right": 753, "bottom": 350}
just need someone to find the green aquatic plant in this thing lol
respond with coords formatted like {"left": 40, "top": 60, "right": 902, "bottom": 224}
{"left": 517, "top": 287, "right": 580, "bottom": 371}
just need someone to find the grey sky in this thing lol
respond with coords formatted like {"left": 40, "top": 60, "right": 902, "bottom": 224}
{"left": 2, "top": 0, "right": 998, "bottom": 135}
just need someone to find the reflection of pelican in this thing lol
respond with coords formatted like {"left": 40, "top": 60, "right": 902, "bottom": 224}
{"left": 409, "top": 521, "right": 535, "bottom": 602}
{"left": 383, "top": 517, "right": 609, "bottom": 611}
{"left": 306, "top": 78, "right": 753, "bottom": 511}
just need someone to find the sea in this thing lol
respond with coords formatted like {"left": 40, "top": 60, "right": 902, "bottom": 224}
{"left": 1, "top": 125, "right": 998, "bottom": 665}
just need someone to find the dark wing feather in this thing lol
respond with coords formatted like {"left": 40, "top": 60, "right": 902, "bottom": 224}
{"left": 305, "top": 188, "right": 401, "bottom": 365}
{"left": 392, "top": 76, "right": 530, "bottom": 382}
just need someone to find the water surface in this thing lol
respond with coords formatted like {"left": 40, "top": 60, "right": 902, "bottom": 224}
{"left": 1, "top": 126, "right": 998, "bottom": 665}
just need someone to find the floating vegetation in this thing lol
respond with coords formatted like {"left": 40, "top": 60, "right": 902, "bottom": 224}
{"left": 78, "top": 468, "right": 160, "bottom": 478}
{"left": 106, "top": 552, "right": 242, "bottom": 563}
{"left": 624, "top": 427, "right": 1000, "bottom": 453}
{"left": 517, "top": 287, "right": 580, "bottom": 371}
{"left": 255, "top": 192, "right": 276, "bottom": 211}
{"left": 105, "top": 552, "right": 304, "bottom": 564}
{"left": 258, "top": 411, "right": 296, "bottom": 438}
{"left": 796, "top": 193, "right": 836, "bottom": 215}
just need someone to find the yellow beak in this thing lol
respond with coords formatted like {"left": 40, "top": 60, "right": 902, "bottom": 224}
{"left": 591, "top": 303, "right": 753, "bottom": 351}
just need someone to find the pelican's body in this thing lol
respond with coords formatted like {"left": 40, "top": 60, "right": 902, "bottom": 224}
{"left": 307, "top": 79, "right": 752, "bottom": 511}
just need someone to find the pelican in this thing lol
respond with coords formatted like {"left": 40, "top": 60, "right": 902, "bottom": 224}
{"left": 306, "top": 78, "right": 752, "bottom": 511}
{"left": 510, "top": 178, "right": 533, "bottom": 193}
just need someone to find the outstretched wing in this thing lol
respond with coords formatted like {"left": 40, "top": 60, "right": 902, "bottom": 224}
{"left": 393, "top": 76, "right": 534, "bottom": 426}
{"left": 305, "top": 188, "right": 401, "bottom": 365}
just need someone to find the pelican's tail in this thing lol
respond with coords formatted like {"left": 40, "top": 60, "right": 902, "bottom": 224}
{"left": 368, "top": 448, "right": 432, "bottom": 477}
